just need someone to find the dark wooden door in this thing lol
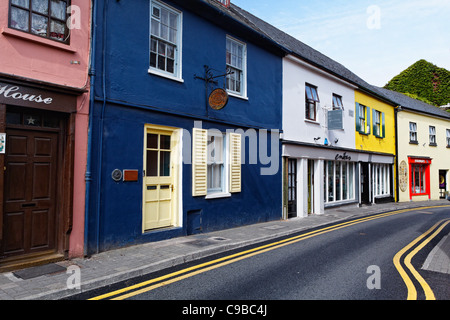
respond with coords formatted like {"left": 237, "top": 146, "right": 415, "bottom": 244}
{"left": 1, "top": 129, "right": 58, "bottom": 258}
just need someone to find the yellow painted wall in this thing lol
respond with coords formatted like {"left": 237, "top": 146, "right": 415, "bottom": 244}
{"left": 355, "top": 90, "right": 396, "bottom": 155}
{"left": 397, "top": 110, "right": 450, "bottom": 202}
{"left": 355, "top": 90, "right": 397, "bottom": 201}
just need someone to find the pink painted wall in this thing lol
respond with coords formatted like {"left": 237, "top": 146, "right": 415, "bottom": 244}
{"left": 0, "top": 1, "right": 91, "bottom": 258}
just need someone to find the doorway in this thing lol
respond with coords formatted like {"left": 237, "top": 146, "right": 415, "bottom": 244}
{"left": 439, "top": 170, "right": 447, "bottom": 199}
{"left": 143, "top": 125, "right": 179, "bottom": 231}
{"left": 287, "top": 159, "right": 297, "bottom": 218}
{"left": 360, "top": 163, "right": 370, "bottom": 204}
{"left": 1, "top": 108, "right": 63, "bottom": 260}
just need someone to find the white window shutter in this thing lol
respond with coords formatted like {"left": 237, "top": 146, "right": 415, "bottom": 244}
{"left": 192, "top": 128, "right": 207, "bottom": 196}
{"left": 229, "top": 132, "right": 242, "bottom": 193}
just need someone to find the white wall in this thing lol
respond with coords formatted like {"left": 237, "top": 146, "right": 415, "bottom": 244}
{"left": 282, "top": 55, "right": 356, "bottom": 148}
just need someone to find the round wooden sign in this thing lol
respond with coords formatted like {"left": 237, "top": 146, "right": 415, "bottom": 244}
{"left": 209, "top": 88, "right": 228, "bottom": 110}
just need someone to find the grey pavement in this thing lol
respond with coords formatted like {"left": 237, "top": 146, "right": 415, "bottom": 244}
{"left": 0, "top": 200, "right": 449, "bottom": 300}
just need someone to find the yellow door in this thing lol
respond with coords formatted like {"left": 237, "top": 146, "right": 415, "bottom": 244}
{"left": 143, "top": 125, "right": 179, "bottom": 231}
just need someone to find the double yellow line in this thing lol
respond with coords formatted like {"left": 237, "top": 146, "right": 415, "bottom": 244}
{"left": 393, "top": 218, "right": 450, "bottom": 300}
{"left": 89, "top": 205, "right": 449, "bottom": 300}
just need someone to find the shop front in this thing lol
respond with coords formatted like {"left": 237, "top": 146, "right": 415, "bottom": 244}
{"left": 283, "top": 142, "right": 395, "bottom": 218}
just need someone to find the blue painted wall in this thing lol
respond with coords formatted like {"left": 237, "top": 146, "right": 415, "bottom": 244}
{"left": 86, "top": 0, "right": 284, "bottom": 253}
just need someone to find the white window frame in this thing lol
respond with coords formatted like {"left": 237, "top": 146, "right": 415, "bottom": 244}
{"left": 207, "top": 131, "right": 228, "bottom": 195}
{"left": 226, "top": 36, "right": 247, "bottom": 99}
{"left": 447, "top": 129, "right": 450, "bottom": 147}
{"left": 429, "top": 126, "right": 436, "bottom": 145}
{"left": 149, "top": 0, "right": 183, "bottom": 82}
{"left": 409, "top": 122, "right": 418, "bottom": 143}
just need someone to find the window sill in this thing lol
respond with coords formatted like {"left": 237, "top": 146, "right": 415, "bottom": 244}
{"left": 227, "top": 91, "right": 248, "bottom": 101}
{"left": 148, "top": 69, "right": 184, "bottom": 83}
{"left": 2, "top": 27, "right": 76, "bottom": 53}
{"left": 409, "top": 141, "right": 419, "bottom": 145}
{"left": 429, "top": 143, "right": 437, "bottom": 147}
{"left": 304, "top": 119, "right": 320, "bottom": 125}
{"left": 205, "top": 192, "right": 231, "bottom": 199}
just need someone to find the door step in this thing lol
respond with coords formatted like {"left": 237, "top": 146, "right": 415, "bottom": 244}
{"left": 0, "top": 250, "right": 64, "bottom": 273}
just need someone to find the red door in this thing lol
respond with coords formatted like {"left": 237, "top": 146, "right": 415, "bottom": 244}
{"left": 1, "top": 129, "right": 58, "bottom": 258}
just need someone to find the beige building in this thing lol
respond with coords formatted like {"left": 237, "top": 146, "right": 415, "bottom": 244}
{"left": 379, "top": 88, "right": 450, "bottom": 202}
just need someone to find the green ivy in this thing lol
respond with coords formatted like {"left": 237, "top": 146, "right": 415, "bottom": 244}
{"left": 384, "top": 59, "right": 450, "bottom": 107}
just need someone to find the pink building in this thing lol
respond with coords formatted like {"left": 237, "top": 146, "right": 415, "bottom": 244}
{"left": 0, "top": 0, "right": 91, "bottom": 271}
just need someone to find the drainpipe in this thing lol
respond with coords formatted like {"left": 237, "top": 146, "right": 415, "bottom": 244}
{"left": 84, "top": 0, "right": 97, "bottom": 256}
{"left": 394, "top": 105, "right": 400, "bottom": 203}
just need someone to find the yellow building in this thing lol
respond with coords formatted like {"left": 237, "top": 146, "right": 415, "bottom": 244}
{"left": 378, "top": 88, "right": 450, "bottom": 202}
{"left": 354, "top": 90, "right": 397, "bottom": 204}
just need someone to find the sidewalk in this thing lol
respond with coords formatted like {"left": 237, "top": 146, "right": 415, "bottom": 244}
{"left": 0, "top": 200, "right": 449, "bottom": 300}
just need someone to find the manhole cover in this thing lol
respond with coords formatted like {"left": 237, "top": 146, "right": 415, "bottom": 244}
{"left": 13, "top": 263, "right": 66, "bottom": 280}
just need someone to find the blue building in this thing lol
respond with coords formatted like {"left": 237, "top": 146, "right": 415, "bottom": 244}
{"left": 85, "top": 0, "right": 286, "bottom": 254}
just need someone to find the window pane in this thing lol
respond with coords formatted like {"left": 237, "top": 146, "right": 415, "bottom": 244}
{"left": 160, "top": 135, "right": 171, "bottom": 150}
{"left": 10, "top": 7, "right": 29, "bottom": 31}
{"left": 6, "top": 112, "right": 21, "bottom": 125}
{"left": 160, "top": 151, "right": 170, "bottom": 177}
{"left": 51, "top": 0, "right": 66, "bottom": 20}
{"left": 151, "top": 19, "right": 159, "bottom": 37}
{"left": 50, "top": 20, "right": 65, "bottom": 41}
{"left": 342, "top": 163, "right": 347, "bottom": 200}
{"left": 349, "top": 163, "right": 354, "bottom": 199}
{"left": 24, "top": 114, "right": 41, "bottom": 126}
{"left": 146, "top": 150, "right": 158, "bottom": 176}
{"left": 31, "top": 13, "right": 48, "bottom": 36}
{"left": 328, "top": 161, "right": 334, "bottom": 202}
{"left": 32, "top": 0, "right": 48, "bottom": 14}
{"left": 12, "top": 0, "right": 30, "bottom": 8}
{"left": 335, "top": 162, "right": 341, "bottom": 201}
{"left": 147, "top": 133, "right": 158, "bottom": 149}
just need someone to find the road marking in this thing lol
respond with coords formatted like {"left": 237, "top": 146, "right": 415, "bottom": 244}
{"left": 393, "top": 219, "right": 450, "bottom": 300}
{"left": 89, "top": 205, "right": 450, "bottom": 300}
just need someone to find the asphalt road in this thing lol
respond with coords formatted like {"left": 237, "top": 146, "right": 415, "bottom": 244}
{"left": 74, "top": 207, "right": 450, "bottom": 301}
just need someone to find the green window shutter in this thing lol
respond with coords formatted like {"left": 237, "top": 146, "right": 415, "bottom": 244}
{"left": 355, "top": 103, "right": 361, "bottom": 132}
{"left": 382, "top": 112, "right": 386, "bottom": 138}
{"left": 192, "top": 128, "right": 207, "bottom": 197}
{"left": 366, "top": 107, "right": 371, "bottom": 134}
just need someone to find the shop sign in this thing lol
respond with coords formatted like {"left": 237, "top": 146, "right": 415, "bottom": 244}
{"left": 328, "top": 109, "right": 343, "bottom": 130}
{"left": 335, "top": 152, "right": 351, "bottom": 161}
{"left": 409, "top": 158, "right": 432, "bottom": 164}
{"left": 209, "top": 88, "right": 228, "bottom": 110}
{"left": 0, "top": 81, "right": 77, "bottom": 112}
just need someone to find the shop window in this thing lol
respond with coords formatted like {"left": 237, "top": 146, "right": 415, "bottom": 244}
{"left": 411, "top": 164, "right": 427, "bottom": 195}
{"left": 9, "top": 0, "right": 70, "bottom": 43}
{"left": 373, "top": 163, "right": 391, "bottom": 197}
{"left": 325, "top": 161, "right": 355, "bottom": 204}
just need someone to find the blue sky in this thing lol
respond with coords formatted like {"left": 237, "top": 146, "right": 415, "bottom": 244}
{"left": 231, "top": 0, "right": 450, "bottom": 86}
